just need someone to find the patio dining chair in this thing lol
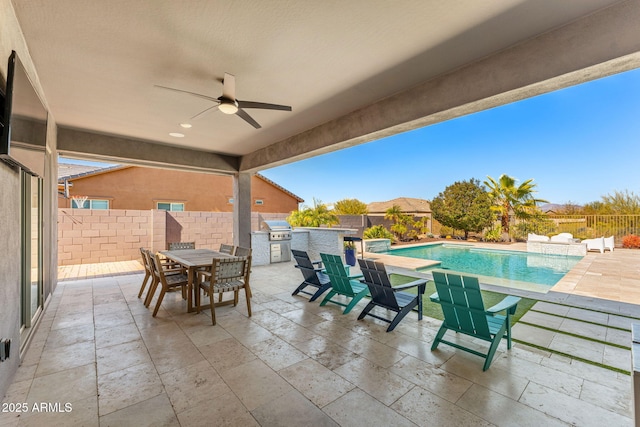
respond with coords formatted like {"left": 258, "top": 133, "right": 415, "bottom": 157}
{"left": 291, "top": 249, "right": 332, "bottom": 302}
{"left": 138, "top": 247, "right": 153, "bottom": 299}
{"left": 168, "top": 241, "right": 196, "bottom": 250}
{"left": 138, "top": 247, "right": 184, "bottom": 300}
{"left": 219, "top": 243, "right": 235, "bottom": 255}
{"left": 319, "top": 253, "right": 369, "bottom": 314}
{"left": 430, "top": 271, "right": 520, "bottom": 371}
{"left": 196, "top": 256, "right": 252, "bottom": 325}
{"left": 357, "top": 259, "right": 427, "bottom": 332}
{"left": 234, "top": 246, "right": 252, "bottom": 257}
{"left": 141, "top": 249, "right": 184, "bottom": 306}
{"left": 148, "top": 253, "right": 189, "bottom": 317}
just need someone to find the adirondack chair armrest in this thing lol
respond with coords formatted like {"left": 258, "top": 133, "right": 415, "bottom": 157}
{"left": 393, "top": 279, "right": 428, "bottom": 294}
{"left": 295, "top": 265, "right": 324, "bottom": 273}
{"left": 312, "top": 260, "right": 323, "bottom": 267}
{"left": 348, "top": 273, "right": 364, "bottom": 280}
{"left": 429, "top": 291, "right": 439, "bottom": 303}
{"left": 486, "top": 295, "right": 521, "bottom": 315}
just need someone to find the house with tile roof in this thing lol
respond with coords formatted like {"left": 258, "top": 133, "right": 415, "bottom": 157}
{"left": 367, "top": 197, "right": 431, "bottom": 215}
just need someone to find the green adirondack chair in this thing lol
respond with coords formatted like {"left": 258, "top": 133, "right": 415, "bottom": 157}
{"left": 319, "top": 253, "right": 370, "bottom": 314}
{"left": 430, "top": 271, "right": 521, "bottom": 371}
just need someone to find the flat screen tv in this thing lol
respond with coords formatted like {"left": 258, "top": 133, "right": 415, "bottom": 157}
{"left": 0, "top": 50, "right": 48, "bottom": 177}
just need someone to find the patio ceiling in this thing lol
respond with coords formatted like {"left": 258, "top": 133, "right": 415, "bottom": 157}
{"left": 11, "top": 0, "right": 639, "bottom": 173}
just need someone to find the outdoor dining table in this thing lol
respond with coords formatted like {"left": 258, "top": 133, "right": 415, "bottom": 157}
{"left": 160, "top": 248, "right": 237, "bottom": 312}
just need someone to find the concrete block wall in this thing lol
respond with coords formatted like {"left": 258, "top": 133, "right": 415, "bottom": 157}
{"left": 58, "top": 209, "right": 289, "bottom": 265}
{"left": 58, "top": 209, "right": 152, "bottom": 265}
{"left": 163, "top": 211, "right": 234, "bottom": 251}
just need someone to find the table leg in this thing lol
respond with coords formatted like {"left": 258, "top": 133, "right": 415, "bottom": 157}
{"left": 187, "top": 267, "right": 195, "bottom": 313}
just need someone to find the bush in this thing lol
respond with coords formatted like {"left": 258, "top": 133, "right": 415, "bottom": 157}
{"left": 622, "top": 234, "right": 640, "bottom": 249}
{"left": 512, "top": 217, "right": 556, "bottom": 241}
{"left": 363, "top": 225, "right": 394, "bottom": 240}
{"left": 483, "top": 225, "right": 502, "bottom": 242}
{"left": 439, "top": 226, "right": 453, "bottom": 238}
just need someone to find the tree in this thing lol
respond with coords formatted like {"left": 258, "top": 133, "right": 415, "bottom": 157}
{"left": 333, "top": 198, "right": 368, "bottom": 215}
{"left": 588, "top": 190, "right": 640, "bottom": 214}
{"left": 384, "top": 204, "right": 413, "bottom": 241}
{"left": 287, "top": 198, "right": 339, "bottom": 227}
{"left": 484, "top": 174, "right": 548, "bottom": 234}
{"left": 430, "top": 179, "right": 493, "bottom": 239}
{"left": 556, "top": 201, "right": 583, "bottom": 215}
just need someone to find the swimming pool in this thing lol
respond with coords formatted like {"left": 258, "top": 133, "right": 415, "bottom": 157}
{"left": 383, "top": 243, "right": 582, "bottom": 291}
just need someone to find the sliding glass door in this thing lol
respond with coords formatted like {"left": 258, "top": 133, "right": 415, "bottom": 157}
{"left": 20, "top": 171, "right": 43, "bottom": 343}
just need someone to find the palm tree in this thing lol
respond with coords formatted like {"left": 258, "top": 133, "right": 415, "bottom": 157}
{"left": 384, "top": 204, "right": 411, "bottom": 241}
{"left": 287, "top": 198, "right": 338, "bottom": 227}
{"left": 484, "top": 174, "right": 548, "bottom": 235}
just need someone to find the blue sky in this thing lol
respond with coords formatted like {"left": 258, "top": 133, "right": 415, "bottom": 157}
{"left": 261, "top": 68, "right": 640, "bottom": 207}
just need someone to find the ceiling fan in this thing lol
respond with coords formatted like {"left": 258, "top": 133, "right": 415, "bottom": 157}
{"left": 155, "top": 73, "right": 291, "bottom": 129}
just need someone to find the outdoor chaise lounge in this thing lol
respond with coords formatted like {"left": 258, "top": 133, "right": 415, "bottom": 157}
{"left": 550, "top": 232, "right": 574, "bottom": 243}
{"left": 430, "top": 271, "right": 520, "bottom": 371}
{"left": 582, "top": 236, "right": 614, "bottom": 253}
{"left": 583, "top": 237, "right": 603, "bottom": 253}
{"left": 527, "top": 233, "right": 549, "bottom": 242}
{"left": 604, "top": 236, "right": 615, "bottom": 252}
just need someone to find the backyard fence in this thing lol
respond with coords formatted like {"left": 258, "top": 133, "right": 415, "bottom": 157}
{"left": 57, "top": 209, "right": 286, "bottom": 265}
{"left": 515, "top": 214, "right": 640, "bottom": 246}
{"left": 428, "top": 215, "right": 640, "bottom": 246}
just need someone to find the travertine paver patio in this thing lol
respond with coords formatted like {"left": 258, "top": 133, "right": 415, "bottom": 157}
{"left": 1, "top": 249, "right": 637, "bottom": 426}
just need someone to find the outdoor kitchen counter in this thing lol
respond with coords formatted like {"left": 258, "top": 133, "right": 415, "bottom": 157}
{"left": 251, "top": 227, "right": 358, "bottom": 266}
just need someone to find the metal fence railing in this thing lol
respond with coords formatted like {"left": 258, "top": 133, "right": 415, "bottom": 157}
{"left": 514, "top": 215, "right": 640, "bottom": 246}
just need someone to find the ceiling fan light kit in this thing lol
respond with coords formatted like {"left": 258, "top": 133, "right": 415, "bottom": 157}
{"left": 218, "top": 99, "right": 239, "bottom": 115}
{"left": 156, "top": 72, "right": 291, "bottom": 129}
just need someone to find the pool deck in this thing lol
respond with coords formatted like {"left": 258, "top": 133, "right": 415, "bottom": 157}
{"left": 2, "top": 248, "right": 638, "bottom": 425}
{"left": 365, "top": 241, "right": 640, "bottom": 308}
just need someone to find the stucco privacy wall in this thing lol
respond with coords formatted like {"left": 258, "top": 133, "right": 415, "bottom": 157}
{"left": 57, "top": 209, "right": 287, "bottom": 265}
{"left": 0, "top": 0, "right": 59, "bottom": 399}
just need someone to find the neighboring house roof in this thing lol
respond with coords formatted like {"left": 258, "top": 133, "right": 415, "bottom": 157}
{"left": 367, "top": 197, "right": 431, "bottom": 214}
{"left": 58, "top": 163, "right": 126, "bottom": 181}
{"left": 57, "top": 163, "right": 304, "bottom": 202}
{"left": 255, "top": 174, "right": 304, "bottom": 203}
{"left": 540, "top": 203, "right": 562, "bottom": 213}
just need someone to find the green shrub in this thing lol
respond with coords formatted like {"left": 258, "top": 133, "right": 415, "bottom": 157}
{"left": 512, "top": 216, "right": 556, "bottom": 241}
{"left": 483, "top": 225, "right": 502, "bottom": 242}
{"left": 363, "top": 225, "right": 394, "bottom": 240}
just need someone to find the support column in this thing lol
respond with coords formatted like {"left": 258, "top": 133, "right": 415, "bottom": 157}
{"left": 233, "top": 172, "right": 252, "bottom": 248}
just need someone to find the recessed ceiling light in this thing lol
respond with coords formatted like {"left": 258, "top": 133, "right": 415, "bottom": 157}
{"left": 169, "top": 132, "right": 184, "bottom": 138}
{"left": 180, "top": 123, "right": 192, "bottom": 128}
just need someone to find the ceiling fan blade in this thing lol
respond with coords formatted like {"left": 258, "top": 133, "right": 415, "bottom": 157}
{"left": 154, "top": 85, "right": 219, "bottom": 103}
{"left": 222, "top": 73, "right": 236, "bottom": 100}
{"left": 237, "top": 101, "right": 292, "bottom": 111}
{"left": 190, "top": 104, "right": 219, "bottom": 120}
{"left": 235, "top": 108, "right": 261, "bottom": 129}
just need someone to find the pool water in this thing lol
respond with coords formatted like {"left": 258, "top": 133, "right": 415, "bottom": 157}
{"left": 384, "top": 243, "right": 582, "bottom": 288}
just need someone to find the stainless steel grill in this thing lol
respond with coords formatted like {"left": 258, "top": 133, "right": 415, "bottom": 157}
{"left": 262, "top": 220, "right": 293, "bottom": 241}
{"left": 261, "top": 220, "right": 292, "bottom": 263}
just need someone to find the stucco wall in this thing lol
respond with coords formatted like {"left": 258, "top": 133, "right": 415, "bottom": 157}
{"left": 58, "top": 167, "right": 300, "bottom": 214}
{"left": 0, "top": 0, "right": 58, "bottom": 398}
